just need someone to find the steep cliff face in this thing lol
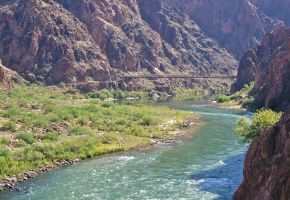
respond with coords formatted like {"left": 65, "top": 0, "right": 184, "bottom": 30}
{"left": 0, "top": 0, "right": 112, "bottom": 86}
{"left": 55, "top": 0, "right": 165, "bottom": 74}
{"left": 138, "top": 0, "right": 235, "bottom": 77}
{"left": 163, "top": 0, "right": 282, "bottom": 57}
{"left": 233, "top": 27, "right": 290, "bottom": 111}
{"left": 233, "top": 26, "right": 290, "bottom": 199}
{"left": 251, "top": 0, "right": 290, "bottom": 26}
{"left": 233, "top": 113, "right": 290, "bottom": 200}
{"left": 231, "top": 49, "right": 258, "bottom": 92}
{"left": 254, "top": 27, "right": 290, "bottom": 111}
{"left": 0, "top": 0, "right": 238, "bottom": 91}
{"left": 54, "top": 0, "right": 238, "bottom": 90}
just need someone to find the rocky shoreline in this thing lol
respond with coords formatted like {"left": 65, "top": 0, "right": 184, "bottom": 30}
{"left": 0, "top": 159, "right": 80, "bottom": 192}
{"left": 0, "top": 117, "right": 200, "bottom": 192}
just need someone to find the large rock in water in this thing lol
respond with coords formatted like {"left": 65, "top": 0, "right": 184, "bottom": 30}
{"left": 233, "top": 113, "right": 290, "bottom": 200}
{"left": 163, "top": 0, "right": 286, "bottom": 57}
{"left": 0, "top": 0, "right": 237, "bottom": 91}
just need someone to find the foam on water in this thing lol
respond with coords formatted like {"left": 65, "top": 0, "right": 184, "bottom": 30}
{"left": 116, "top": 156, "right": 135, "bottom": 161}
{"left": 0, "top": 103, "right": 247, "bottom": 200}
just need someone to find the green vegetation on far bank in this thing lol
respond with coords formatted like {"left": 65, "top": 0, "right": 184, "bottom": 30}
{"left": 172, "top": 87, "right": 204, "bottom": 100}
{"left": 0, "top": 85, "right": 196, "bottom": 180}
{"left": 84, "top": 87, "right": 204, "bottom": 101}
{"left": 216, "top": 82, "right": 259, "bottom": 110}
{"left": 235, "top": 109, "right": 282, "bottom": 143}
{"left": 86, "top": 89, "right": 147, "bottom": 100}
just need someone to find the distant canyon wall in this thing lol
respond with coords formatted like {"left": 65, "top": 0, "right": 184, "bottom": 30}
{"left": 163, "top": 0, "right": 290, "bottom": 58}
{"left": 0, "top": 0, "right": 237, "bottom": 91}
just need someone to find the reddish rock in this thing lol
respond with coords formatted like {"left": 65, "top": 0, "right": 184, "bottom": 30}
{"left": 0, "top": 0, "right": 238, "bottom": 91}
{"left": 163, "top": 0, "right": 284, "bottom": 57}
{"left": 231, "top": 49, "right": 258, "bottom": 92}
{"left": 0, "top": 60, "right": 23, "bottom": 89}
{"left": 251, "top": 0, "right": 290, "bottom": 26}
{"left": 233, "top": 26, "right": 290, "bottom": 199}
{"left": 232, "top": 26, "right": 290, "bottom": 111}
{"left": 254, "top": 27, "right": 290, "bottom": 111}
{"left": 233, "top": 113, "right": 290, "bottom": 200}
{"left": 0, "top": 0, "right": 112, "bottom": 85}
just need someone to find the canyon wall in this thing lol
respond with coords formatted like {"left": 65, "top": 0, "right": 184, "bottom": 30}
{"left": 233, "top": 27, "right": 290, "bottom": 111}
{"left": 233, "top": 113, "right": 290, "bottom": 200}
{"left": 233, "top": 26, "right": 290, "bottom": 200}
{"left": 0, "top": 0, "right": 237, "bottom": 91}
{"left": 163, "top": 0, "right": 290, "bottom": 57}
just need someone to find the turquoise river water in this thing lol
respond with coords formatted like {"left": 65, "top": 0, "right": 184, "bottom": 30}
{"left": 0, "top": 102, "right": 249, "bottom": 200}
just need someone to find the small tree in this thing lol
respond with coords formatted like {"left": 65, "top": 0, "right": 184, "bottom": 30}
{"left": 217, "top": 95, "right": 231, "bottom": 103}
{"left": 235, "top": 109, "right": 282, "bottom": 143}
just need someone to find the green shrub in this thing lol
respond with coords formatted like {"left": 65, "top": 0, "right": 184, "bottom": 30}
{"left": 17, "top": 132, "right": 36, "bottom": 144}
{"left": 0, "top": 147, "right": 10, "bottom": 157}
{"left": 139, "top": 115, "right": 157, "bottom": 126}
{"left": 217, "top": 95, "right": 231, "bottom": 103}
{"left": 100, "top": 134, "right": 118, "bottom": 144}
{"left": 1, "top": 121, "right": 17, "bottom": 131}
{"left": 21, "top": 113, "right": 50, "bottom": 128}
{"left": 90, "top": 89, "right": 113, "bottom": 100}
{"left": 43, "top": 132, "right": 59, "bottom": 141}
{"left": 235, "top": 109, "right": 282, "bottom": 142}
{"left": 68, "top": 126, "right": 93, "bottom": 136}
{"left": 15, "top": 140, "right": 27, "bottom": 147}
{"left": 240, "top": 97, "right": 254, "bottom": 107}
{"left": 0, "top": 137, "right": 10, "bottom": 145}
{"left": 0, "top": 157, "right": 10, "bottom": 175}
{"left": 173, "top": 87, "right": 203, "bottom": 99}
{"left": 101, "top": 102, "right": 112, "bottom": 108}
{"left": 112, "top": 89, "right": 127, "bottom": 99}
{"left": 0, "top": 84, "right": 195, "bottom": 178}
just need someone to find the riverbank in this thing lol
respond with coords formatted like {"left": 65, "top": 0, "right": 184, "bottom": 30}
{"left": 0, "top": 103, "right": 247, "bottom": 200}
{"left": 0, "top": 85, "right": 200, "bottom": 191}
{"left": 0, "top": 117, "right": 199, "bottom": 191}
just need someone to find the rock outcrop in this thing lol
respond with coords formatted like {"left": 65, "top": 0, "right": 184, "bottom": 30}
{"left": 233, "top": 26, "right": 290, "bottom": 111}
{"left": 251, "top": 0, "right": 290, "bottom": 26}
{"left": 0, "top": 0, "right": 238, "bottom": 91}
{"left": 233, "top": 113, "right": 290, "bottom": 200}
{"left": 163, "top": 0, "right": 284, "bottom": 57}
{"left": 253, "top": 27, "right": 290, "bottom": 111}
{"left": 230, "top": 49, "right": 258, "bottom": 92}
{"left": 233, "top": 26, "right": 290, "bottom": 199}
{"left": 0, "top": 0, "right": 112, "bottom": 86}
{"left": 0, "top": 60, "right": 23, "bottom": 89}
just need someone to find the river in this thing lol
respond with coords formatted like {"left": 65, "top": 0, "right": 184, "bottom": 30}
{"left": 0, "top": 102, "right": 248, "bottom": 200}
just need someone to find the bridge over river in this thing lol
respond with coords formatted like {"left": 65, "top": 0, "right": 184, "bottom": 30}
{"left": 122, "top": 75, "right": 237, "bottom": 79}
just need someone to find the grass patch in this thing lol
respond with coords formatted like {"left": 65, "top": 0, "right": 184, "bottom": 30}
{"left": 68, "top": 126, "right": 93, "bottom": 136}
{"left": 86, "top": 89, "right": 146, "bottom": 100}
{"left": 16, "top": 132, "right": 36, "bottom": 144}
{"left": 172, "top": 87, "right": 204, "bottom": 100}
{"left": 0, "top": 84, "right": 196, "bottom": 180}
{"left": 1, "top": 121, "right": 17, "bottom": 131}
{"left": 216, "top": 82, "right": 259, "bottom": 110}
{"left": 43, "top": 132, "right": 59, "bottom": 141}
{"left": 217, "top": 95, "right": 231, "bottom": 103}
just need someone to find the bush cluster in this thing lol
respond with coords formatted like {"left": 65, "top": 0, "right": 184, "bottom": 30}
{"left": 235, "top": 109, "right": 282, "bottom": 142}
{"left": 0, "top": 84, "right": 194, "bottom": 179}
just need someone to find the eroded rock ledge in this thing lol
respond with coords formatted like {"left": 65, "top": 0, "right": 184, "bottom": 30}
{"left": 233, "top": 113, "right": 290, "bottom": 200}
